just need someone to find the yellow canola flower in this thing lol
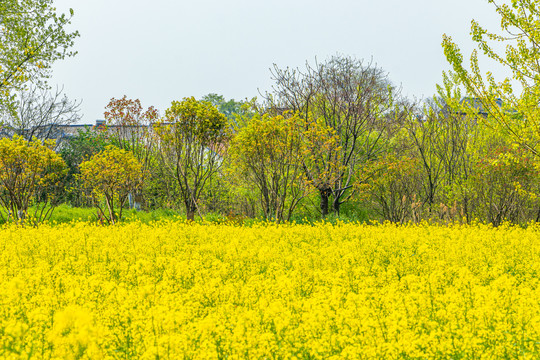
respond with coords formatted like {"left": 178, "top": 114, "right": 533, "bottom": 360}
{"left": 0, "top": 221, "right": 539, "bottom": 359}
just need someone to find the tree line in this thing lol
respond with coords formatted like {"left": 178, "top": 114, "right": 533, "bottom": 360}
{"left": 2, "top": 0, "right": 540, "bottom": 225}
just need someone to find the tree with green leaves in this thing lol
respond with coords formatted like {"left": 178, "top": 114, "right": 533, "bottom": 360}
{"left": 59, "top": 126, "right": 109, "bottom": 207}
{"left": 155, "top": 97, "right": 229, "bottom": 221}
{"left": 0, "top": 0, "right": 78, "bottom": 113}
{"left": 201, "top": 94, "right": 244, "bottom": 122}
{"left": 442, "top": 0, "right": 540, "bottom": 156}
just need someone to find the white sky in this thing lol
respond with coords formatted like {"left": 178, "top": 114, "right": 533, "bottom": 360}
{"left": 50, "top": 0, "right": 504, "bottom": 124}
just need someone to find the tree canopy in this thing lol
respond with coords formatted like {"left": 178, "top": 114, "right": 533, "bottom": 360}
{"left": 156, "top": 97, "right": 229, "bottom": 221}
{"left": 0, "top": 135, "right": 66, "bottom": 223}
{"left": 79, "top": 146, "right": 143, "bottom": 224}
{"left": 0, "top": 0, "right": 78, "bottom": 114}
{"left": 442, "top": 0, "right": 540, "bottom": 156}
{"left": 266, "top": 55, "right": 403, "bottom": 215}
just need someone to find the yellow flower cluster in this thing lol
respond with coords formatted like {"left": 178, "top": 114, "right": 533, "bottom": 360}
{"left": 1, "top": 221, "right": 539, "bottom": 359}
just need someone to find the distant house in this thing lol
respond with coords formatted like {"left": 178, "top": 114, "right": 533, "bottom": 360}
{"left": 458, "top": 97, "right": 503, "bottom": 117}
{"left": 1, "top": 119, "right": 229, "bottom": 160}
{"left": 0, "top": 119, "right": 154, "bottom": 149}
{"left": 432, "top": 97, "right": 505, "bottom": 124}
{"left": 0, "top": 122, "right": 94, "bottom": 147}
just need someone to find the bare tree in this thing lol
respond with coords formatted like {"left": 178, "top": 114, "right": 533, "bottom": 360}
{"left": 266, "top": 55, "right": 402, "bottom": 216}
{"left": 4, "top": 85, "right": 81, "bottom": 145}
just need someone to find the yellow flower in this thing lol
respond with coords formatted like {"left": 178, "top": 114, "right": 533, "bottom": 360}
{"left": 0, "top": 221, "right": 538, "bottom": 358}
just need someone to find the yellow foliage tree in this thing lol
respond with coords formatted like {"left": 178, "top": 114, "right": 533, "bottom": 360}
{"left": 0, "top": 135, "right": 66, "bottom": 223}
{"left": 79, "top": 146, "right": 143, "bottom": 224}
{"left": 229, "top": 112, "right": 341, "bottom": 221}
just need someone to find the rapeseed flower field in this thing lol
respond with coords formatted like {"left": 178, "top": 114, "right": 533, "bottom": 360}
{"left": 0, "top": 221, "right": 539, "bottom": 359}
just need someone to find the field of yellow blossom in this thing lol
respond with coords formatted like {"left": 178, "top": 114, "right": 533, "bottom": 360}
{"left": 0, "top": 221, "right": 539, "bottom": 359}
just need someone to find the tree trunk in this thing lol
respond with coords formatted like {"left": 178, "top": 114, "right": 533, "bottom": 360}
{"left": 186, "top": 206, "right": 196, "bottom": 221}
{"left": 184, "top": 191, "right": 198, "bottom": 221}
{"left": 320, "top": 188, "right": 331, "bottom": 217}
{"left": 333, "top": 197, "right": 341, "bottom": 216}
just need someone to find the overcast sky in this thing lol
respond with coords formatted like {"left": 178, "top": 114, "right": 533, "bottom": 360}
{"left": 50, "top": 0, "right": 504, "bottom": 124}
